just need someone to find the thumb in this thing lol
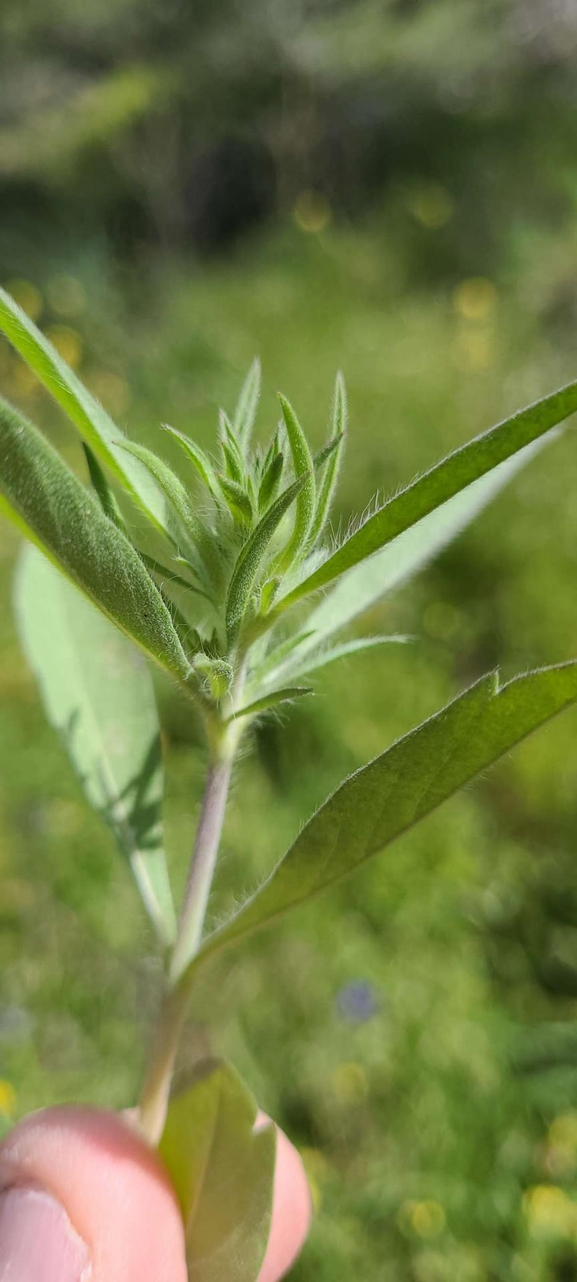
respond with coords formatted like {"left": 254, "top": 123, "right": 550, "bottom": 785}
{"left": 0, "top": 1105, "right": 311, "bottom": 1282}
{"left": 0, "top": 1106, "right": 187, "bottom": 1282}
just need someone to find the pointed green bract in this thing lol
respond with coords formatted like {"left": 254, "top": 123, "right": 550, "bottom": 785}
{"left": 274, "top": 379, "right": 577, "bottom": 613}
{"left": 15, "top": 546, "right": 177, "bottom": 945}
{"left": 261, "top": 633, "right": 409, "bottom": 686}
{"left": 159, "top": 1059, "right": 275, "bottom": 1282}
{"left": 140, "top": 554, "right": 201, "bottom": 595}
{"left": 225, "top": 472, "right": 309, "bottom": 645}
{"left": 162, "top": 425, "right": 220, "bottom": 497}
{"left": 0, "top": 397, "right": 190, "bottom": 679}
{"left": 275, "top": 395, "right": 316, "bottom": 571}
{"left": 253, "top": 630, "right": 317, "bottom": 683}
{"left": 118, "top": 439, "right": 201, "bottom": 549}
{"left": 0, "top": 286, "right": 170, "bottom": 534}
{"left": 258, "top": 452, "right": 284, "bottom": 512}
{"left": 311, "top": 431, "right": 345, "bottom": 476}
{"left": 189, "top": 660, "right": 577, "bottom": 969}
{"left": 233, "top": 358, "right": 261, "bottom": 450}
{"left": 309, "top": 372, "right": 347, "bottom": 546}
{"left": 216, "top": 473, "right": 254, "bottom": 526}
{"left": 221, "top": 436, "right": 245, "bottom": 486}
{"left": 299, "top": 437, "right": 554, "bottom": 658}
{"left": 83, "top": 444, "right": 127, "bottom": 531}
{"left": 259, "top": 576, "right": 282, "bottom": 613}
{"left": 194, "top": 656, "right": 234, "bottom": 700}
{"left": 232, "top": 686, "right": 313, "bottom": 720}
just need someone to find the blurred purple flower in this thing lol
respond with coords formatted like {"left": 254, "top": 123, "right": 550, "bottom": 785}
{"left": 336, "top": 980, "right": 379, "bottom": 1024}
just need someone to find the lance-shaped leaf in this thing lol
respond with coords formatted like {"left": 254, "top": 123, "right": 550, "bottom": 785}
{"left": 258, "top": 633, "right": 409, "bottom": 688}
{"left": 252, "top": 630, "right": 317, "bottom": 684}
{"left": 15, "top": 546, "right": 177, "bottom": 945}
{"left": 308, "top": 371, "right": 347, "bottom": 546}
{"left": 233, "top": 357, "right": 261, "bottom": 449}
{"left": 159, "top": 1058, "right": 276, "bottom": 1282}
{"left": 0, "top": 286, "right": 170, "bottom": 534}
{"left": 225, "top": 472, "right": 309, "bottom": 645}
{"left": 118, "top": 440, "right": 201, "bottom": 548}
{"left": 140, "top": 554, "right": 201, "bottom": 595}
{"left": 162, "top": 424, "right": 220, "bottom": 498}
{"left": 119, "top": 439, "right": 224, "bottom": 590}
{"left": 273, "top": 379, "right": 577, "bottom": 614}
{"left": 289, "top": 440, "right": 550, "bottom": 664}
{"left": 0, "top": 397, "right": 189, "bottom": 679}
{"left": 274, "top": 396, "right": 316, "bottom": 571}
{"left": 216, "top": 474, "right": 254, "bottom": 527}
{"left": 190, "top": 660, "right": 577, "bottom": 970}
{"left": 258, "top": 452, "right": 284, "bottom": 513}
{"left": 83, "top": 443, "right": 127, "bottom": 531}
{"left": 231, "top": 686, "right": 313, "bottom": 720}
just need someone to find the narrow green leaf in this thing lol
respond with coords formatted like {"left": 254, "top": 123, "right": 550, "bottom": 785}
{"left": 192, "top": 660, "right": 577, "bottom": 967}
{"left": 162, "top": 425, "right": 220, "bottom": 498}
{"left": 262, "top": 633, "right": 409, "bottom": 685}
{"left": 119, "top": 442, "right": 227, "bottom": 596}
{"left": 275, "top": 395, "right": 316, "bottom": 571}
{"left": 219, "top": 411, "right": 246, "bottom": 483}
{"left": 260, "top": 431, "right": 280, "bottom": 477}
{"left": 15, "top": 546, "right": 177, "bottom": 945}
{"left": 308, "top": 372, "right": 347, "bottom": 546}
{"left": 0, "top": 398, "right": 190, "bottom": 679}
{"left": 232, "top": 686, "right": 313, "bottom": 720}
{"left": 118, "top": 440, "right": 201, "bottom": 549}
{"left": 233, "top": 357, "right": 261, "bottom": 449}
{"left": 311, "top": 431, "right": 345, "bottom": 476}
{"left": 253, "top": 630, "right": 317, "bottom": 683}
{"left": 140, "top": 554, "right": 201, "bottom": 595}
{"left": 275, "top": 379, "right": 577, "bottom": 612}
{"left": 83, "top": 444, "right": 127, "bottom": 531}
{"left": 0, "top": 286, "right": 170, "bottom": 533}
{"left": 173, "top": 557, "right": 214, "bottom": 602}
{"left": 259, "top": 576, "right": 282, "bottom": 614}
{"left": 298, "top": 437, "right": 554, "bottom": 660}
{"left": 258, "top": 452, "right": 284, "bottom": 513}
{"left": 225, "top": 472, "right": 309, "bottom": 645}
{"left": 222, "top": 441, "right": 244, "bottom": 486}
{"left": 159, "top": 1058, "right": 276, "bottom": 1282}
{"left": 216, "top": 474, "right": 254, "bottom": 526}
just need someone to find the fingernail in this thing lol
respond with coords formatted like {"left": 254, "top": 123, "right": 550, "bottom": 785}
{"left": 0, "top": 1185, "right": 90, "bottom": 1281}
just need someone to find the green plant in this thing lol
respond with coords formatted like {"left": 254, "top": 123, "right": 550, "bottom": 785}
{"left": 1, "top": 281, "right": 577, "bottom": 1279}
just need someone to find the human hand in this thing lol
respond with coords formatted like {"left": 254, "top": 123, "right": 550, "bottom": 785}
{"left": 0, "top": 1105, "right": 311, "bottom": 1281}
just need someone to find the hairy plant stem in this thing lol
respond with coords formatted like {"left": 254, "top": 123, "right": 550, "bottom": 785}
{"left": 170, "top": 751, "right": 234, "bottom": 984}
{"left": 138, "top": 670, "right": 247, "bottom": 1146}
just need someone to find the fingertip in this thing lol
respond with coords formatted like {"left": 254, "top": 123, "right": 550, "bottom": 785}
{"left": 0, "top": 1106, "right": 187, "bottom": 1282}
{"left": 257, "top": 1119, "right": 312, "bottom": 1282}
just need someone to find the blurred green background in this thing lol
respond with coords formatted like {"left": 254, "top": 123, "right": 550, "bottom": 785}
{"left": 2, "top": 1, "right": 577, "bottom": 1277}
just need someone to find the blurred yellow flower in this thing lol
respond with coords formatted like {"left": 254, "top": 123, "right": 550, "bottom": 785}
{"left": 453, "top": 277, "right": 497, "bottom": 322}
{"left": 45, "top": 324, "right": 84, "bottom": 370}
{"left": 293, "top": 191, "right": 332, "bottom": 234}
{"left": 6, "top": 279, "right": 43, "bottom": 321}
{"left": 0, "top": 1080, "right": 16, "bottom": 1119}
{"left": 523, "top": 1184, "right": 577, "bottom": 1237}
{"left": 88, "top": 370, "right": 131, "bottom": 416}
{"left": 331, "top": 1060, "right": 369, "bottom": 1105}
{"left": 399, "top": 1199, "right": 446, "bottom": 1239}
{"left": 408, "top": 184, "right": 454, "bottom": 230}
